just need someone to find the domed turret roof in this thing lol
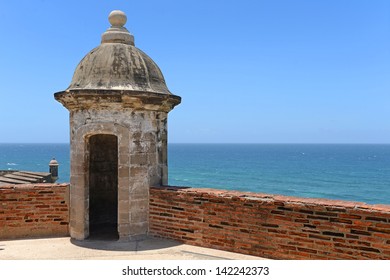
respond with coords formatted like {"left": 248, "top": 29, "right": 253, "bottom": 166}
{"left": 67, "top": 10, "right": 172, "bottom": 95}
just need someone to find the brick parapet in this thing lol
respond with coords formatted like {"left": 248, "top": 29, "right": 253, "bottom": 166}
{"left": 1, "top": 183, "right": 389, "bottom": 259}
{"left": 0, "top": 183, "right": 69, "bottom": 240}
{"left": 149, "top": 186, "right": 390, "bottom": 260}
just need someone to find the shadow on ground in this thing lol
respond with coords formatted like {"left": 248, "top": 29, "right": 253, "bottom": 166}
{"left": 70, "top": 236, "right": 182, "bottom": 252}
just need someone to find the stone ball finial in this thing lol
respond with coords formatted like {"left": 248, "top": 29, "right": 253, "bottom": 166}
{"left": 108, "top": 10, "right": 127, "bottom": 27}
{"left": 101, "top": 10, "right": 134, "bottom": 45}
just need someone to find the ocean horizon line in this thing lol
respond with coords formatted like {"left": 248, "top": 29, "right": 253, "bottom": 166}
{"left": 1, "top": 143, "right": 389, "bottom": 204}
{"left": 1, "top": 142, "right": 390, "bottom": 145}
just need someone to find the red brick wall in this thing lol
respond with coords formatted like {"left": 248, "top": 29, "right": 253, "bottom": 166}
{"left": 150, "top": 186, "right": 390, "bottom": 260}
{"left": 0, "top": 183, "right": 69, "bottom": 240}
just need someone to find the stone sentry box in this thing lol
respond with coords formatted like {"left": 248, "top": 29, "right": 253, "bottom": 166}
{"left": 54, "top": 10, "right": 181, "bottom": 240}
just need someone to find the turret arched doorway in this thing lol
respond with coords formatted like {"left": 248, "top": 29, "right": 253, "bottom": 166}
{"left": 88, "top": 134, "right": 118, "bottom": 240}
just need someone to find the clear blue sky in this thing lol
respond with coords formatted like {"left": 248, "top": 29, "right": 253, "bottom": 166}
{"left": 0, "top": 0, "right": 389, "bottom": 143}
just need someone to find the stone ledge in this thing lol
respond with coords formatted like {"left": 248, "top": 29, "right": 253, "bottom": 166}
{"left": 151, "top": 185, "right": 390, "bottom": 212}
{"left": 0, "top": 183, "right": 69, "bottom": 190}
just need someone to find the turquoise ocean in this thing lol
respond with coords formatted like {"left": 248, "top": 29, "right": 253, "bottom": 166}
{"left": 0, "top": 143, "right": 389, "bottom": 205}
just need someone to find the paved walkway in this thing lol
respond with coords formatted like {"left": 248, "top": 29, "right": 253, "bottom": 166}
{"left": 0, "top": 237, "right": 264, "bottom": 260}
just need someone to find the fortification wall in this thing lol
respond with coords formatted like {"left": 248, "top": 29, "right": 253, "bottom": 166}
{"left": 1, "top": 183, "right": 389, "bottom": 259}
{"left": 149, "top": 186, "right": 390, "bottom": 260}
{"left": 0, "top": 183, "right": 69, "bottom": 240}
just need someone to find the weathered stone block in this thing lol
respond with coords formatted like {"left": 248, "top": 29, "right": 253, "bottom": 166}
{"left": 130, "top": 210, "right": 148, "bottom": 224}
{"left": 129, "top": 221, "right": 149, "bottom": 236}
{"left": 118, "top": 154, "right": 130, "bottom": 166}
{"left": 129, "top": 199, "right": 149, "bottom": 212}
{"left": 118, "top": 199, "right": 129, "bottom": 210}
{"left": 130, "top": 166, "right": 148, "bottom": 177}
{"left": 118, "top": 223, "right": 130, "bottom": 236}
{"left": 118, "top": 185, "right": 130, "bottom": 199}
{"left": 118, "top": 212, "right": 129, "bottom": 224}
{"left": 130, "top": 154, "right": 148, "bottom": 166}
{"left": 118, "top": 166, "right": 130, "bottom": 178}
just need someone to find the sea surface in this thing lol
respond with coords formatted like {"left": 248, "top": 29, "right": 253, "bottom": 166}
{"left": 0, "top": 143, "right": 389, "bottom": 205}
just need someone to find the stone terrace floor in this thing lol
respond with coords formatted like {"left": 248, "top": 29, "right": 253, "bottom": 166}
{"left": 0, "top": 237, "right": 265, "bottom": 260}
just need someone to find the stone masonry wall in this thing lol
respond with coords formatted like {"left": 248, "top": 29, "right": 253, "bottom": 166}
{"left": 0, "top": 183, "right": 69, "bottom": 240}
{"left": 150, "top": 186, "right": 390, "bottom": 260}
{"left": 68, "top": 108, "right": 167, "bottom": 240}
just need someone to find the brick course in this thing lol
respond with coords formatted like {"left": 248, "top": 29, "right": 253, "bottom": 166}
{"left": 149, "top": 186, "right": 390, "bottom": 260}
{"left": 0, "top": 183, "right": 69, "bottom": 240}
